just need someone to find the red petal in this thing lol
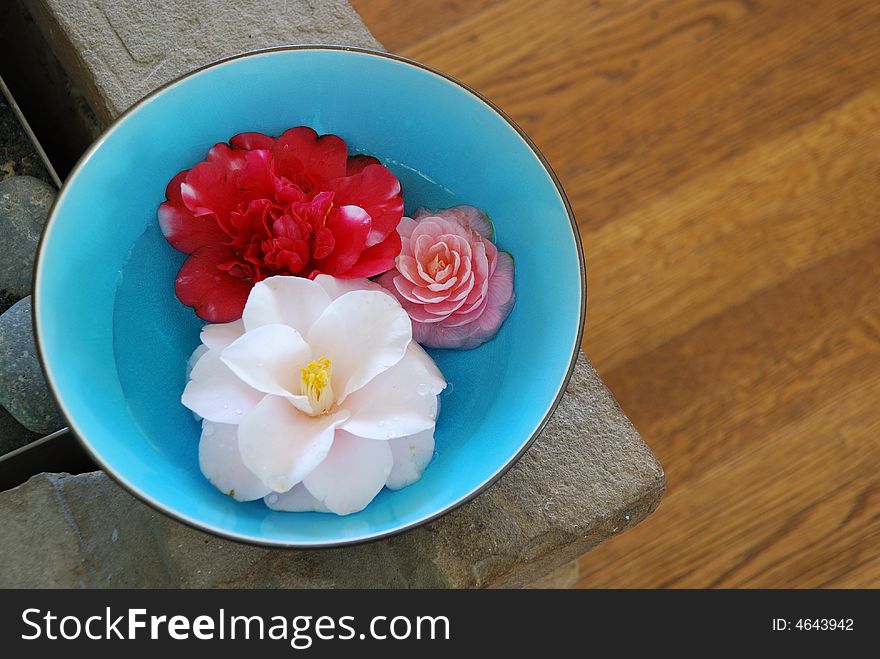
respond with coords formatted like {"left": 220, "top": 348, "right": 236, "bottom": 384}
{"left": 175, "top": 244, "right": 252, "bottom": 322}
{"left": 158, "top": 200, "right": 228, "bottom": 254}
{"left": 330, "top": 164, "right": 403, "bottom": 247}
{"left": 336, "top": 230, "right": 401, "bottom": 278}
{"left": 346, "top": 154, "right": 381, "bottom": 176}
{"left": 310, "top": 205, "right": 371, "bottom": 276}
{"left": 165, "top": 169, "right": 188, "bottom": 203}
{"left": 230, "top": 132, "right": 276, "bottom": 150}
{"left": 181, "top": 146, "right": 274, "bottom": 222}
{"left": 272, "top": 127, "right": 348, "bottom": 188}
{"left": 312, "top": 225, "right": 335, "bottom": 260}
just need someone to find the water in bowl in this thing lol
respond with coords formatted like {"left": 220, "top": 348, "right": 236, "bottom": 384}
{"left": 111, "top": 162, "right": 512, "bottom": 487}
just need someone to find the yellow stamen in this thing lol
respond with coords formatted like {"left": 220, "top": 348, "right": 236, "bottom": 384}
{"left": 301, "top": 357, "right": 335, "bottom": 415}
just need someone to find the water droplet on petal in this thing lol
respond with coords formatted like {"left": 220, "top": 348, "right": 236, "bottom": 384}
{"left": 417, "top": 383, "right": 430, "bottom": 395}
{"left": 266, "top": 494, "right": 279, "bottom": 505}
{"left": 203, "top": 423, "right": 215, "bottom": 437}
{"left": 222, "top": 403, "right": 229, "bottom": 410}
{"left": 235, "top": 408, "right": 242, "bottom": 415}
{"left": 388, "top": 430, "right": 397, "bottom": 439}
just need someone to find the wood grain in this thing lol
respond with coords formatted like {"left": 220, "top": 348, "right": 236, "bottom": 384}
{"left": 351, "top": 0, "right": 880, "bottom": 587}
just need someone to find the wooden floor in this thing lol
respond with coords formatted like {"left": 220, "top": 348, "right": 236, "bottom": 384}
{"left": 351, "top": 0, "right": 880, "bottom": 587}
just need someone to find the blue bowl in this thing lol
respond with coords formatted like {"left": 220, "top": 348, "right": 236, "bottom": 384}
{"left": 35, "top": 46, "right": 585, "bottom": 547}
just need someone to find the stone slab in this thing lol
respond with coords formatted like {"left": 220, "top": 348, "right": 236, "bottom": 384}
{"left": 28, "top": 0, "right": 382, "bottom": 126}
{"left": 0, "top": 354, "right": 664, "bottom": 588}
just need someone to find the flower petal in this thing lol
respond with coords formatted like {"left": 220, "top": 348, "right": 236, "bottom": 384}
{"left": 272, "top": 127, "right": 348, "bottom": 184}
{"left": 414, "top": 205, "right": 494, "bottom": 240}
{"left": 158, "top": 200, "right": 228, "bottom": 254}
{"left": 242, "top": 276, "right": 332, "bottom": 334}
{"left": 221, "top": 324, "right": 311, "bottom": 396}
{"left": 310, "top": 205, "right": 371, "bottom": 276}
{"left": 238, "top": 396, "right": 349, "bottom": 493}
{"left": 182, "top": 350, "right": 264, "bottom": 424}
{"left": 180, "top": 145, "right": 274, "bottom": 222}
{"left": 175, "top": 244, "right": 253, "bottom": 322}
{"left": 199, "top": 421, "right": 271, "bottom": 501}
{"left": 230, "top": 131, "right": 276, "bottom": 150}
{"left": 200, "top": 319, "right": 245, "bottom": 351}
{"left": 386, "top": 428, "right": 435, "bottom": 491}
{"left": 313, "top": 273, "right": 386, "bottom": 299}
{"left": 264, "top": 483, "right": 330, "bottom": 512}
{"left": 341, "top": 343, "right": 445, "bottom": 440}
{"left": 302, "top": 430, "right": 392, "bottom": 515}
{"left": 334, "top": 229, "right": 401, "bottom": 279}
{"left": 306, "top": 290, "right": 412, "bottom": 402}
{"left": 346, "top": 154, "right": 381, "bottom": 176}
{"left": 330, "top": 164, "right": 403, "bottom": 247}
{"left": 187, "top": 344, "right": 209, "bottom": 379}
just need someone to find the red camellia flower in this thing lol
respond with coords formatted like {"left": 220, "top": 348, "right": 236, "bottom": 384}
{"left": 158, "top": 127, "right": 404, "bottom": 322}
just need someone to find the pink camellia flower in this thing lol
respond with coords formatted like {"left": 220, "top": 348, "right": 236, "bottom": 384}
{"left": 377, "top": 206, "right": 514, "bottom": 349}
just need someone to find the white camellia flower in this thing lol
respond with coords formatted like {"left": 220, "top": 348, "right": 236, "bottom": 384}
{"left": 182, "top": 274, "right": 446, "bottom": 515}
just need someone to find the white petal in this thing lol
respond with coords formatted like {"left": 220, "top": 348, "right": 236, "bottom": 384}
{"left": 341, "top": 343, "right": 446, "bottom": 440}
{"left": 238, "top": 395, "right": 349, "bottom": 493}
{"left": 186, "top": 344, "right": 209, "bottom": 379}
{"left": 386, "top": 428, "right": 435, "bottom": 490}
{"left": 201, "top": 319, "right": 245, "bottom": 351}
{"left": 182, "top": 350, "right": 264, "bottom": 424}
{"left": 264, "top": 484, "right": 330, "bottom": 513}
{"left": 221, "top": 324, "right": 311, "bottom": 397}
{"left": 303, "top": 430, "right": 392, "bottom": 515}
{"left": 313, "top": 274, "right": 386, "bottom": 299}
{"left": 199, "top": 421, "right": 271, "bottom": 501}
{"left": 243, "top": 276, "right": 332, "bottom": 334}
{"left": 307, "top": 290, "right": 412, "bottom": 403}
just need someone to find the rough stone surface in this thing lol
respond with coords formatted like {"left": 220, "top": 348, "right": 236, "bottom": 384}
{"left": 0, "top": 354, "right": 664, "bottom": 588}
{"left": 0, "top": 176, "right": 55, "bottom": 298}
{"left": 29, "top": 0, "right": 382, "bottom": 126}
{"left": 0, "top": 297, "right": 66, "bottom": 434}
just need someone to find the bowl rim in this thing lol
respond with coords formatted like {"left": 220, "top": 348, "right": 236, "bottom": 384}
{"left": 33, "top": 44, "right": 587, "bottom": 548}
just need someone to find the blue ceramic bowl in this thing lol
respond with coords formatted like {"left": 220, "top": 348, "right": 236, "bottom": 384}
{"left": 35, "top": 46, "right": 585, "bottom": 547}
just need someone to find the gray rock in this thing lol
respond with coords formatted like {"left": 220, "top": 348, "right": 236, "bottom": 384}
{"left": 28, "top": 0, "right": 382, "bottom": 126}
{"left": 0, "top": 176, "right": 55, "bottom": 298}
{"left": 0, "top": 404, "right": 42, "bottom": 456}
{"left": 0, "top": 353, "right": 664, "bottom": 588}
{"left": 0, "top": 297, "right": 66, "bottom": 434}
